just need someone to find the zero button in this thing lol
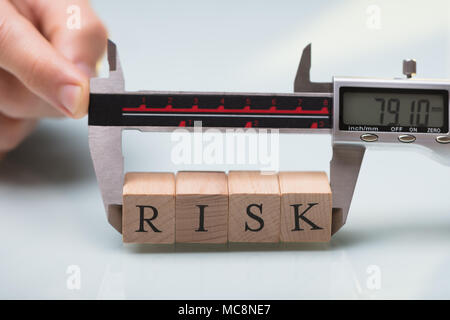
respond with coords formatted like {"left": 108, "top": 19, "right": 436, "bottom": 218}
{"left": 436, "top": 136, "right": 450, "bottom": 144}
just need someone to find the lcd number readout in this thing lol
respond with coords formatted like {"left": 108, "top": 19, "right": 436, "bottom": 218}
{"left": 341, "top": 88, "right": 448, "bottom": 133}
{"left": 178, "top": 304, "right": 271, "bottom": 318}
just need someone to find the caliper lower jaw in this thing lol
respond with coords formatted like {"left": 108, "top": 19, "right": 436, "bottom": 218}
{"left": 330, "top": 144, "right": 366, "bottom": 235}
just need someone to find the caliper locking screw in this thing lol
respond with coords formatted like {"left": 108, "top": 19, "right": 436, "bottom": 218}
{"left": 403, "top": 59, "right": 417, "bottom": 78}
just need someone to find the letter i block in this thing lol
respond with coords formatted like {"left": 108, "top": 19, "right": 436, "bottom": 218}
{"left": 228, "top": 171, "right": 281, "bottom": 243}
{"left": 122, "top": 172, "right": 175, "bottom": 244}
{"left": 278, "top": 172, "right": 332, "bottom": 242}
{"left": 175, "top": 172, "right": 228, "bottom": 243}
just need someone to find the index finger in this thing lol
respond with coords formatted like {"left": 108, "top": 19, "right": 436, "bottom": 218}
{"left": 35, "top": 0, "right": 108, "bottom": 76}
{"left": 0, "top": 1, "right": 89, "bottom": 118}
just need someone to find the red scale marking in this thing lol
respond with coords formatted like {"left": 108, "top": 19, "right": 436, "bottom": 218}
{"left": 122, "top": 105, "right": 329, "bottom": 115}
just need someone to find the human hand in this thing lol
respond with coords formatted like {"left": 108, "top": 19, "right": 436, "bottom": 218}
{"left": 0, "top": 0, "right": 107, "bottom": 158}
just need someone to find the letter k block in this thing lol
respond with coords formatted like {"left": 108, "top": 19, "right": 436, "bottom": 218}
{"left": 278, "top": 172, "right": 332, "bottom": 242}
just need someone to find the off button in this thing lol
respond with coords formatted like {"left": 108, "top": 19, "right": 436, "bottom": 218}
{"left": 360, "top": 134, "right": 378, "bottom": 142}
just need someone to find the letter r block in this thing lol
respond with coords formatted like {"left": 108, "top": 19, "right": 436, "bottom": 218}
{"left": 228, "top": 171, "right": 280, "bottom": 243}
{"left": 175, "top": 172, "right": 228, "bottom": 243}
{"left": 278, "top": 172, "right": 332, "bottom": 242}
{"left": 122, "top": 172, "right": 175, "bottom": 244}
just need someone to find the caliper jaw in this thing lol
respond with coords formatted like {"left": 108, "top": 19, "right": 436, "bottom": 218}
{"left": 89, "top": 40, "right": 125, "bottom": 233}
{"left": 294, "top": 44, "right": 333, "bottom": 93}
{"left": 329, "top": 145, "right": 365, "bottom": 234}
{"left": 294, "top": 44, "right": 364, "bottom": 235}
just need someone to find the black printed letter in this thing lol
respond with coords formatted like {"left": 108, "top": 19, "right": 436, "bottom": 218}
{"left": 245, "top": 204, "right": 264, "bottom": 232}
{"left": 195, "top": 205, "right": 208, "bottom": 232}
{"left": 290, "top": 203, "right": 323, "bottom": 231}
{"left": 135, "top": 205, "right": 161, "bottom": 233}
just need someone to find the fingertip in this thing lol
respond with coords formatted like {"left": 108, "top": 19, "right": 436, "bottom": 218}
{"left": 71, "top": 82, "right": 90, "bottom": 120}
{"left": 58, "top": 76, "right": 90, "bottom": 119}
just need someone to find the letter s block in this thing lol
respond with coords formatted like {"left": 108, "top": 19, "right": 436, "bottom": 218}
{"left": 228, "top": 171, "right": 280, "bottom": 243}
{"left": 175, "top": 172, "right": 228, "bottom": 243}
{"left": 278, "top": 172, "right": 332, "bottom": 242}
{"left": 122, "top": 172, "right": 175, "bottom": 244}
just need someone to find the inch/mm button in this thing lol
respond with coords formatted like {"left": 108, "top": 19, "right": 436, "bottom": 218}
{"left": 398, "top": 135, "right": 416, "bottom": 143}
{"left": 360, "top": 134, "right": 378, "bottom": 142}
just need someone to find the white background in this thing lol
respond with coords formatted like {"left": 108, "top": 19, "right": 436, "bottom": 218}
{"left": 1, "top": 0, "right": 450, "bottom": 299}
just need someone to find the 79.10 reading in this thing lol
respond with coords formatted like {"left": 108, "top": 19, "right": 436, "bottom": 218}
{"left": 375, "top": 97, "right": 433, "bottom": 127}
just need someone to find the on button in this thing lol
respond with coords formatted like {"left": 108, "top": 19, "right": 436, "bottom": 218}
{"left": 398, "top": 135, "right": 416, "bottom": 143}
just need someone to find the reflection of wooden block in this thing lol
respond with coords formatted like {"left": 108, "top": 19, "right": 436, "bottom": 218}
{"left": 228, "top": 171, "right": 280, "bottom": 243}
{"left": 175, "top": 172, "right": 228, "bottom": 243}
{"left": 122, "top": 172, "right": 175, "bottom": 244}
{"left": 278, "top": 172, "right": 332, "bottom": 242}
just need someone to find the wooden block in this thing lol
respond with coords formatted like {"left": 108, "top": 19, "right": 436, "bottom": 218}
{"left": 278, "top": 172, "right": 332, "bottom": 242}
{"left": 123, "top": 172, "right": 175, "bottom": 244}
{"left": 228, "top": 171, "right": 280, "bottom": 243}
{"left": 175, "top": 172, "right": 228, "bottom": 243}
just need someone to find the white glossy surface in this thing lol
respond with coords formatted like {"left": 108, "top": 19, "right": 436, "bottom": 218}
{"left": 1, "top": 0, "right": 450, "bottom": 299}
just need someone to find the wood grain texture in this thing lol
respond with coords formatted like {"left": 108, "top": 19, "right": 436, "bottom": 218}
{"left": 228, "top": 171, "right": 280, "bottom": 243}
{"left": 175, "top": 172, "right": 228, "bottom": 243}
{"left": 278, "top": 172, "right": 332, "bottom": 242}
{"left": 122, "top": 172, "right": 175, "bottom": 244}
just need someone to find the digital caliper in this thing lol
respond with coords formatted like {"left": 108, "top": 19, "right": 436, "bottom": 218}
{"left": 89, "top": 40, "right": 450, "bottom": 234}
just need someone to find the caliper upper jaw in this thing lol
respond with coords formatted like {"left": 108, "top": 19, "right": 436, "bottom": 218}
{"left": 294, "top": 44, "right": 333, "bottom": 94}
{"left": 89, "top": 40, "right": 125, "bottom": 234}
{"left": 91, "top": 40, "right": 125, "bottom": 93}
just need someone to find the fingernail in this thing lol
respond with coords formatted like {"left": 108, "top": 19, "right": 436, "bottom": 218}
{"left": 76, "top": 62, "right": 96, "bottom": 77}
{"left": 59, "top": 85, "right": 83, "bottom": 115}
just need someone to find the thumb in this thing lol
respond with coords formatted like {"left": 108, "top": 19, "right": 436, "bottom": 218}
{"left": 0, "top": 1, "right": 89, "bottom": 118}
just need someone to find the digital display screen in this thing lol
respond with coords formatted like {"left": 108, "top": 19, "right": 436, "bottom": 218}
{"left": 340, "top": 87, "right": 448, "bottom": 133}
